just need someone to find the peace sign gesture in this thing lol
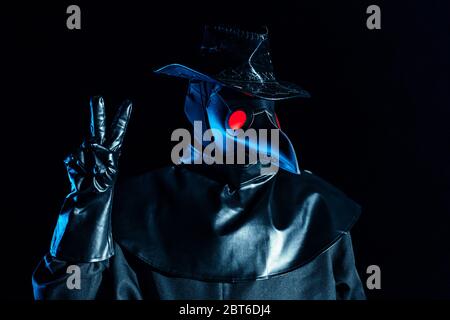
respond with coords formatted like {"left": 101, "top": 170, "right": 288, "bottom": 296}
{"left": 88, "top": 96, "right": 133, "bottom": 152}
{"left": 50, "top": 96, "right": 133, "bottom": 262}
{"left": 65, "top": 96, "right": 133, "bottom": 193}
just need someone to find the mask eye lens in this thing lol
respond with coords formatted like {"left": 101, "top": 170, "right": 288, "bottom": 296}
{"left": 275, "top": 113, "right": 281, "bottom": 128}
{"left": 228, "top": 110, "right": 247, "bottom": 130}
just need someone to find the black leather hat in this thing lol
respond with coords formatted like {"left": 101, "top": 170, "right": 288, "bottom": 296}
{"left": 154, "top": 25, "right": 310, "bottom": 101}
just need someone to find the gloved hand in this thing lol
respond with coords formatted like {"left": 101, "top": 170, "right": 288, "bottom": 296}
{"left": 50, "top": 96, "right": 133, "bottom": 262}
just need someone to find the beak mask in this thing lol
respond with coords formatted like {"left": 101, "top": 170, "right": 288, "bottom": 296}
{"left": 182, "top": 80, "right": 300, "bottom": 175}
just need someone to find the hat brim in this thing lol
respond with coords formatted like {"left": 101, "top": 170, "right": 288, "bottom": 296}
{"left": 154, "top": 64, "right": 310, "bottom": 101}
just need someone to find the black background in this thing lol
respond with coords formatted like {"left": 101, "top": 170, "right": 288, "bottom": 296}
{"left": 3, "top": 0, "right": 450, "bottom": 300}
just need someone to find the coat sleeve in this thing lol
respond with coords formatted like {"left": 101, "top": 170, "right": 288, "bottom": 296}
{"left": 32, "top": 242, "right": 144, "bottom": 300}
{"left": 32, "top": 253, "right": 109, "bottom": 300}
{"left": 332, "top": 232, "right": 367, "bottom": 300}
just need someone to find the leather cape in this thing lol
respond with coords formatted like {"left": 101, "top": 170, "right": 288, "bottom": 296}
{"left": 112, "top": 164, "right": 361, "bottom": 282}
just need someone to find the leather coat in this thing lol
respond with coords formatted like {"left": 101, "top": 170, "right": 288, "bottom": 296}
{"left": 33, "top": 163, "right": 366, "bottom": 300}
{"left": 32, "top": 96, "right": 365, "bottom": 300}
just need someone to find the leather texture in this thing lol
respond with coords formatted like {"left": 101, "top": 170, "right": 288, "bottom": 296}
{"left": 113, "top": 164, "right": 361, "bottom": 282}
{"left": 34, "top": 89, "right": 364, "bottom": 299}
{"left": 154, "top": 25, "right": 311, "bottom": 100}
{"left": 50, "top": 96, "right": 133, "bottom": 262}
{"left": 33, "top": 233, "right": 366, "bottom": 300}
{"left": 180, "top": 82, "right": 301, "bottom": 174}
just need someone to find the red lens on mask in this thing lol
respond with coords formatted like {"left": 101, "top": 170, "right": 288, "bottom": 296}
{"left": 228, "top": 110, "right": 247, "bottom": 130}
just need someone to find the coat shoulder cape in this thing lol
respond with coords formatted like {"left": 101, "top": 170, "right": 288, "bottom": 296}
{"left": 112, "top": 165, "right": 361, "bottom": 282}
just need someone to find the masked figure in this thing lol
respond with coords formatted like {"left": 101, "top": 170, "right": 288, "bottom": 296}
{"left": 32, "top": 26, "right": 366, "bottom": 300}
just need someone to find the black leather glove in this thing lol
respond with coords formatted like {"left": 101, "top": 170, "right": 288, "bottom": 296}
{"left": 50, "top": 96, "right": 133, "bottom": 262}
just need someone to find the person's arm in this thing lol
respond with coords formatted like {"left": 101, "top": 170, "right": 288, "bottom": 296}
{"left": 32, "top": 254, "right": 109, "bottom": 300}
{"left": 332, "top": 232, "right": 366, "bottom": 300}
{"left": 32, "top": 96, "right": 133, "bottom": 300}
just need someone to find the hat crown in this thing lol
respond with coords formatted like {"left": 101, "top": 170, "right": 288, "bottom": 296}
{"left": 200, "top": 25, "right": 276, "bottom": 82}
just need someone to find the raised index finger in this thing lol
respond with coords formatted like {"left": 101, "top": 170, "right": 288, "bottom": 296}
{"left": 89, "top": 96, "right": 106, "bottom": 145}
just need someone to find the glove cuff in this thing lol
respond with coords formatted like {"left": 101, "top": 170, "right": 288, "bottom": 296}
{"left": 50, "top": 188, "right": 115, "bottom": 262}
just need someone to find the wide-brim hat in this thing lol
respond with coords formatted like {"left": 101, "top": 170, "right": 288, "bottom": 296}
{"left": 154, "top": 25, "right": 310, "bottom": 101}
